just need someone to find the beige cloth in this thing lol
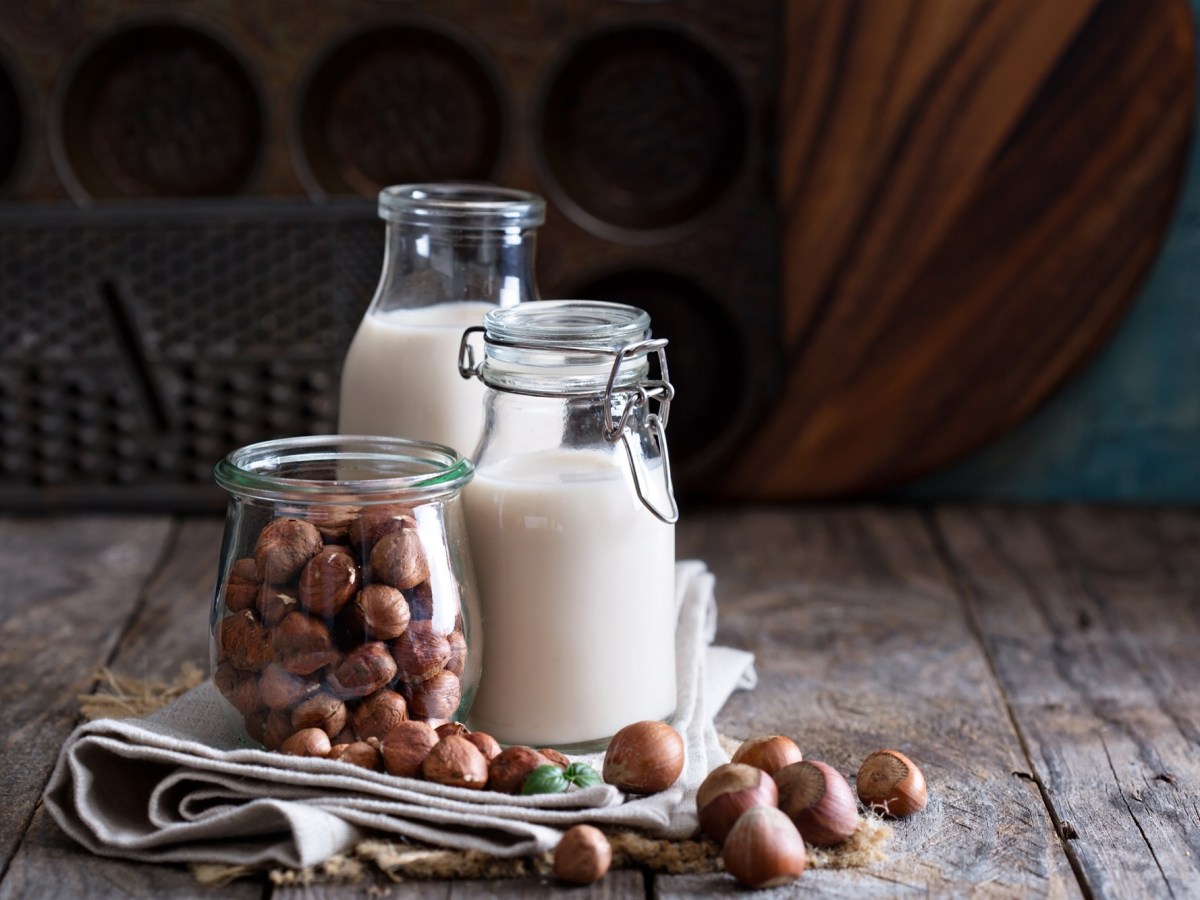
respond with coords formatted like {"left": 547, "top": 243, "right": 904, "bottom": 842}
{"left": 44, "top": 561, "right": 756, "bottom": 869}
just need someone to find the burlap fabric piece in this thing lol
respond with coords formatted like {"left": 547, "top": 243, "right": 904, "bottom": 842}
{"left": 43, "top": 561, "right": 756, "bottom": 869}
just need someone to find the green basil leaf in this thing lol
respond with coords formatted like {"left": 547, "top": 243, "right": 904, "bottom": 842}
{"left": 564, "top": 762, "right": 603, "bottom": 789}
{"left": 522, "top": 764, "right": 569, "bottom": 795}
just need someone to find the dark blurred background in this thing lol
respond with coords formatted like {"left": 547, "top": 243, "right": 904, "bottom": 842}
{"left": 0, "top": 0, "right": 1195, "bottom": 510}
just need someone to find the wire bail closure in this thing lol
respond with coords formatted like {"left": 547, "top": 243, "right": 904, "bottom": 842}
{"left": 458, "top": 327, "right": 679, "bottom": 524}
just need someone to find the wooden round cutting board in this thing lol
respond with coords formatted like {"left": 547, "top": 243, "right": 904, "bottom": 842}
{"left": 722, "top": 0, "right": 1195, "bottom": 499}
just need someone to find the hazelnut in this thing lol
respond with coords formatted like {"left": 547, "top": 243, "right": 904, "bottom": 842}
{"left": 408, "top": 670, "right": 462, "bottom": 721}
{"left": 380, "top": 719, "right": 439, "bottom": 778}
{"left": 271, "top": 612, "right": 339, "bottom": 675}
{"left": 436, "top": 722, "right": 470, "bottom": 739}
{"left": 327, "top": 642, "right": 398, "bottom": 699}
{"left": 342, "top": 584, "right": 411, "bottom": 642}
{"left": 445, "top": 630, "right": 468, "bottom": 677}
{"left": 370, "top": 522, "right": 428, "bottom": 590}
{"left": 258, "top": 663, "right": 320, "bottom": 710}
{"left": 263, "top": 708, "right": 294, "bottom": 751}
{"left": 223, "top": 558, "right": 261, "bottom": 612}
{"left": 256, "top": 585, "right": 299, "bottom": 627}
{"left": 291, "top": 691, "right": 348, "bottom": 738}
{"left": 298, "top": 546, "right": 359, "bottom": 617}
{"left": 406, "top": 581, "right": 435, "bottom": 621}
{"left": 696, "top": 763, "right": 779, "bottom": 843}
{"left": 216, "top": 610, "right": 272, "bottom": 672}
{"left": 732, "top": 735, "right": 804, "bottom": 777}
{"left": 329, "top": 740, "right": 382, "bottom": 771}
{"left": 254, "top": 518, "right": 323, "bottom": 583}
{"left": 488, "top": 746, "right": 551, "bottom": 794}
{"left": 331, "top": 725, "right": 358, "bottom": 746}
{"left": 465, "top": 731, "right": 502, "bottom": 761}
{"left": 352, "top": 690, "right": 408, "bottom": 742}
{"left": 390, "top": 621, "right": 450, "bottom": 683}
{"left": 243, "top": 709, "right": 268, "bottom": 745}
{"left": 214, "top": 662, "right": 260, "bottom": 717}
{"left": 538, "top": 748, "right": 571, "bottom": 769}
{"left": 307, "top": 505, "right": 360, "bottom": 544}
{"left": 553, "top": 825, "right": 612, "bottom": 885}
{"left": 722, "top": 806, "right": 806, "bottom": 888}
{"left": 856, "top": 749, "right": 928, "bottom": 817}
{"left": 280, "top": 726, "right": 332, "bottom": 758}
{"left": 422, "top": 735, "right": 489, "bottom": 789}
{"left": 350, "top": 504, "right": 417, "bottom": 554}
{"left": 602, "top": 721, "right": 685, "bottom": 795}
{"left": 775, "top": 760, "right": 859, "bottom": 846}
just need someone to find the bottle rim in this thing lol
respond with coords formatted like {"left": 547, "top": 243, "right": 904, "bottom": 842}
{"left": 378, "top": 183, "right": 545, "bottom": 228}
{"left": 214, "top": 434, "right": 474, "bottom": 504}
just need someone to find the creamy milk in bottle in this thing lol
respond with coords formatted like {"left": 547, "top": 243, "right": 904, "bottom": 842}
{"left": 337, "top": 184, "right": 544, "bottom": 457}
{"left": 462, "top": 301, "right": 679, "bottom": 750}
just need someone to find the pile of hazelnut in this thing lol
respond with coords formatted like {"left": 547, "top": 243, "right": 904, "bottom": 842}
{"left": 697, "top": 736, "right": 928, "bottom": 888}
{"left": 213, "top": 504, "right": 470, "bottom": 755}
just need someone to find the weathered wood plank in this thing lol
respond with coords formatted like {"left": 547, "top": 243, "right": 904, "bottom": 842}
{"left": 933, "top": 506, "right": 1200, "bottom": 898}
{"left": 0, "top": 516, "right": 173, "bottom": 877}
{"left": 666, "top": 507, "right": 1080, "bottom": 896}
{"left": 273, "top": 869, "right": 645, "bottom": 898}
{"left": 0, "top": 804, "right": 255, "bottom": 900}
{"left": 0, "top": 517, "right": 263, "bottom": 900}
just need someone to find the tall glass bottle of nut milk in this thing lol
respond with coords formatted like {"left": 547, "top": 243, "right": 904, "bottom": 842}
{"left": 338, "top": 184, "right": 545, "bottom": 457}
{"left": 459, "top": 301, "right": 679, "bottom": 752}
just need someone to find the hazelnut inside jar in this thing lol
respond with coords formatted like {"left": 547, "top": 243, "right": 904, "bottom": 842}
{"left": 210, "top": 435, "right": 481, "bottom": 755}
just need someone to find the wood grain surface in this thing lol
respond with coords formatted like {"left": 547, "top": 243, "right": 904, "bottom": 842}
{"left": 725, "top": 0, "right": 1195, "bottom": 499}
{"left": 0, "top": 508, "right": 1196, "bottom": 898}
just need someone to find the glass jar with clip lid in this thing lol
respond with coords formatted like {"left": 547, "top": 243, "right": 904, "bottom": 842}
{"left": 458, "top": 300, "right": 678, "bottom": 751}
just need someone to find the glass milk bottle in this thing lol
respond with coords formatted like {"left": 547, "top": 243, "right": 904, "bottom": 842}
{"left": 458, "top": 300, "right": 679, "bottom": 751}
{"left": 338, "top": 184, "right": 545, "bottom": 457}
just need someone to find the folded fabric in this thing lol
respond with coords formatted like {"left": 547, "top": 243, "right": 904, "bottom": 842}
{"left": 44, "top": 560, "right": 757, "bottom": 869}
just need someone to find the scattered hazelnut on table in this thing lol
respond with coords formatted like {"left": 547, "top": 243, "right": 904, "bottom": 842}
{"left": 721, "top": 806, "right": 806, "bottom": 888}
{"left": 775, "top": 760, "right": 859, "bottom": 846}
{"left": 856, "top": 749, "right": 928, "bottom": 817}
{"left": 465, "top": 731, "right": 502, "bottom": 761}
{"left": 696, "top": 763, "right": 779, "bottom": 844}
{"left": 538, "top": 748, "right": 571, "bottom": 770}
{"left": 732, "top": 735, "right": 803, "bottom": 777}
{"left": 380, "top": 720, "right": 439, "bottom": 778}
{"left": 422, "top": 735, "right": 489, "bottom": 789}
{"left": 329, "top": 740, "right": 382, "bottom": 771}
{"left": 553, "top": 825, "right": 612, "bottom": 885}
{"left": 280, "top": 726, "right": 332, "bottom": 758}
{"left": 489, "top": 746, "right": 552, "bottom": 794}
{"left": 254, "top": 517, "right": 323, "bottom": 583}
{"left": 602, "top": 721, "right": 685, "bottom": 794}
{"left": 436, "top": 722, "right": 470, "bottom": 739}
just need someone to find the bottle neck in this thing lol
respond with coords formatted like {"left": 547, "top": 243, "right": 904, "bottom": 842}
{"left": 370, "top": 222, "right": 539, "bottom": 313}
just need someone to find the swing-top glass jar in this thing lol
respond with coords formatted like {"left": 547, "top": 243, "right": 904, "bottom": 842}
{"left": 210, "top": 435, "right": 481, "bottom": 753}
{"left": 458, "top": 300, "right": 678, "bottom": 751}
{"left": 338, "top": 183, "right": 545, "bottom": 458}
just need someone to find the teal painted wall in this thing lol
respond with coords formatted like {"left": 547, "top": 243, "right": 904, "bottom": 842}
{"left": 898, "top": 0, "right": 1200, "bottom": 503}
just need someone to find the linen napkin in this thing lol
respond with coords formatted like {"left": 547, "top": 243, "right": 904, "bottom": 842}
{"left": 44, "top": 560, "right": 756, "bottom": 869}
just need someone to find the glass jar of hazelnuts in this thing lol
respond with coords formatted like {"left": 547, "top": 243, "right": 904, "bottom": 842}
{"left": 210, "top": 434, "right": 481, "bottom": 753}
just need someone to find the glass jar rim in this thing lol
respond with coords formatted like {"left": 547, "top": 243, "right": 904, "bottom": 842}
{"left": 378, "top": 183, "right": 545, "bottom": 228}
{"left": 483, "top": 300, "right": 650, "bottom": 349}
{"left": 214, "top": 435, "right": 473, "bottom": 504}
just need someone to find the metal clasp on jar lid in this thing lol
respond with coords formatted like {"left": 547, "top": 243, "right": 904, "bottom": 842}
{"left": 457, "top": 327, "right": 679, "bottom": 524}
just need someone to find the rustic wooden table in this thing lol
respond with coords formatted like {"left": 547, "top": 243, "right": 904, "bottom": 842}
{"left": 0, "top": 506, "right": 1196, "bottom": 898}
